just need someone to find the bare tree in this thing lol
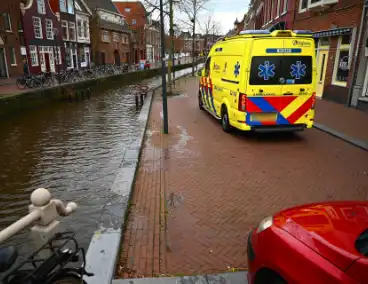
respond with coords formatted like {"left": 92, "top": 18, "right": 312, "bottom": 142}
{"left": 199, "top": 15, "right": 221, "bottom": 53}
{"left": 178, "top": 0, "right": 210, "bottom": 76}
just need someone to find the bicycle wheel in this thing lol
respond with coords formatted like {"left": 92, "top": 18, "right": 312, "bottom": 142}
{"left": 16, "top": 77, "right": 27, "bottom": 89}
{"left": 49, "top": 271, "right": 87, "bottom": 284}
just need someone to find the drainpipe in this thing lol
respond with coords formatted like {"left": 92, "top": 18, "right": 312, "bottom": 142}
{"left": 346, "top": 2, "right": 368, "bottom": 107}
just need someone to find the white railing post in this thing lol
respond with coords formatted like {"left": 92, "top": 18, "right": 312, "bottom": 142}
{"left": 0, "top": 188, "right": 77, "bottom": 257}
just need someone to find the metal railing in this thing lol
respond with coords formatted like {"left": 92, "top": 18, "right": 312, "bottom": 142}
{"left": 0, "top": 188, "right": 77, "bottom": 246}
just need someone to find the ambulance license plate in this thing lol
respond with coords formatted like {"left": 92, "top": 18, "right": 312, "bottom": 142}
{"left": 251, "top": 113, "right": 277, "bottom": 122}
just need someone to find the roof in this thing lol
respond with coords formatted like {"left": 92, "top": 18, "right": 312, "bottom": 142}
{"left": 100, "top": 19, "right": 131, "bottom": 33}
{"left": 84, "top": 0, "right": 119, "bottom": 13}
{"left": 114, "top": 1, "right": 146, "bottom": 14}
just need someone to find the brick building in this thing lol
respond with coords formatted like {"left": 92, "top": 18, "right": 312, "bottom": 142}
{"left": 114, "top": 1, "right": 146, "bottom": 63}
{"left": 145, "top": 18, "right": 160, "bottom": 62}
{"left": 20, "top": 0, "right": 65, "bottom": 74}
{"left": 0, "top": 0, "right": 23, "bottom": 80}
{"left": 86, "top": 0, "right": 131, "bottom": 65}
{"left": 49, "top": 0, "right": 92, "bottom": 69}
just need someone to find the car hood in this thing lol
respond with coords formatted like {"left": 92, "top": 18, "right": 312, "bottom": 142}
{"left": 274, "top": 201, "right": 368, "bottom": 270}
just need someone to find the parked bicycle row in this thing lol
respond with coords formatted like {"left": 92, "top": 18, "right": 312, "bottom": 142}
{"left": 15, "top": 63, "right": 149, "bottom": 90}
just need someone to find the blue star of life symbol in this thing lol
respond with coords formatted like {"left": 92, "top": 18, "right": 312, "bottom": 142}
{"left": 234, "top": 62, "right": 240, "bottom": 77}
{"left": 258, "top": 61, "right": 275, "bottom": 80}
{"left": 290, "top": 61, "right": 306, "bottom": 79}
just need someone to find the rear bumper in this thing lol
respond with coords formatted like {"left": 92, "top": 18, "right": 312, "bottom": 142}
{"left": 251, "top": 124, "right": 305, "bottom": 132}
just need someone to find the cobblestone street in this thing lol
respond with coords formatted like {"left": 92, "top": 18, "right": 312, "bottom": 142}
{"left": 117, "top": 76, "right": 368, "bottom": 279}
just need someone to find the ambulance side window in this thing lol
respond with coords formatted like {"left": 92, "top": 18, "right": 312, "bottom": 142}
{"left": 205, "top": 57, "right": 211, "bottom": 76}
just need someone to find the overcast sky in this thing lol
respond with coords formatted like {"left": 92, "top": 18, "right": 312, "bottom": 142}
{"left": 112, "top": 0, "right": 250, "bottom": 35}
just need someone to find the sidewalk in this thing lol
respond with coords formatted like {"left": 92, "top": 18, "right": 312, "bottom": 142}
{"left": 116, "top": 77, "right": 368, "bottom": 279}
{"left": 314, "top": 99, "right": 368, "bottom": 146}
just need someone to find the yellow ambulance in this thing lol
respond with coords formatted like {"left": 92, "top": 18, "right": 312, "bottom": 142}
{"left": 198, "top": 30, "right": 316, "bottom": 132}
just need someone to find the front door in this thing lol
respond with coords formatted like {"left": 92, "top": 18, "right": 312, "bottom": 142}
{"left": 0, "top": 48, "right": 8, "bottom": 78}
{"left": 316, "top": 50, "right": 328, "bottom": 98}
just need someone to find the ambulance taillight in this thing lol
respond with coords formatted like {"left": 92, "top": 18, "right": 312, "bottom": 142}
{"left": 238, "top": 93, "right": 247, "bottom": 112}
{"left": 311, "top": 92, "right": 316, "bottom": 109}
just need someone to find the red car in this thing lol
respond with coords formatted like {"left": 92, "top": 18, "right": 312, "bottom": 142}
{"left": 247, "top": 201, "right": 368, "bottom": 284}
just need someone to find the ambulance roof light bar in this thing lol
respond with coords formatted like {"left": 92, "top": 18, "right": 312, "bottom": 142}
{"left": 239, "top": 30, "right": 271, "bottom": 35}
{"left": 293, "top": 30, "right": 313, "bottom": 35}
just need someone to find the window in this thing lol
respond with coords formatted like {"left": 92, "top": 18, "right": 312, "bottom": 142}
{"left": 125, "top": 8, "right": 131, "bottom": 12}
{"left": 46, "top": 19, "right": 54, "bottom": 39}
{"left": 3, "top": 13, "right": 12, "bottom": 31}
{"left": 61, "top": 20, "right": 69, "bottom": 40}
{"left": 283, "top": 0, "right": 288, "bottom": 13}
{"left": 101, "top": 30, "right": 110, "bottom": 42}
{"left": 69, "top": 22, "right": 76, "bottom": 41}
{"left": 29, "top": 46, "right": 39, "bottom": 66}
{"left": 300, "top": 0, "right": 337, "bottom": 12}
{"left": 37, "top": 0, "right": 46, "bottom": 14}
{"left": 9, "top": 48, "right": 16, "bottom": 66}
{"left": 76, "top": 17, "right": 89, "bottom": 41}
{"left": 299, "top": 0, "right": 308, "bottom": 11}
{"left": 113, "top": 32, "right": 119, "bottom": 42}
{"left": 83, "top": 20, "right": 88, "bottom": 38}
{"left": 276, "top": 0, "right": 281, "bottom": 17}
{"left": 249, "top": 56, "right": 312, "bottom": 85}
{"left": 67, "top": 0, "right": 74, "bottom": 14}
{"left": 60, "top": 0, "right": 67, "bottom": 12}
{"left": 132, "top": 19, "right": 136, "bottom": 24}
{"left": 55, "top": 47, "right": 62, "bottom": 64}
{"left": 333, "top": 34, "right": 352, "bottom": 87}
{"left": 319, "top": 37, "right": 329, "bottom": 47}
{"left": 33, "top": 17, "right": 43, "bottom": 39}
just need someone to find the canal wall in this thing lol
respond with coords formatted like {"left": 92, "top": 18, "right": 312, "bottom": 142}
{"left": 0, "top": 62, "right": 200, "bottom": 119}
{"left": 84, "top": 65, "right": 204, "bottom": 284}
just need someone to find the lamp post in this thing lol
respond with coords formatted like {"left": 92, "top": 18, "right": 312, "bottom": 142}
{"left": 159, "top": 0, "right": 169, "bottom": 134}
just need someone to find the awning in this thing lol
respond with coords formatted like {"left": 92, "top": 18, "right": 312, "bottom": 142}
{"left": 267, "top": 21, "right": 286, "bottom": 32}
{"left": 313, "top": 28, "right": 352, "bottom": 38}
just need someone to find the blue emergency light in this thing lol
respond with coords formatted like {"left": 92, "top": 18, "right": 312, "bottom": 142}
{"left": 239, "top": 30, "right": 271, "bottom": 35}
{"left": 293, "top": 30, "right": 313, "bottom": 35}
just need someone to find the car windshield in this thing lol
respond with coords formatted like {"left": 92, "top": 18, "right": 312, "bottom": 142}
{"left": 249, "top": 56, "right": 313, "bottom": 85}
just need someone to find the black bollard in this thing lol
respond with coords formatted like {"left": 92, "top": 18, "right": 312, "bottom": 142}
{"left": 140, "top": 93, "right": 144, "bottom": 106}
{"left": 135, "top": 94, "right": 139, "bottom": 110}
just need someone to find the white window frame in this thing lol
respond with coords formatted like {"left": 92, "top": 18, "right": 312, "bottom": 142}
{"left": 125, "top": 8, "right": 131, "bottom": 12}
{"left": 132, "top": 19, "right": 136, "bottom": 24}
{"left": 101, "top": 30, "right": 110, "bottom": 42}
{"left": 4, "top": 13, "right": 12, "bottom": 31}
{"left": 300, "top": 0, "right": 338, "bottom": 13}
{"left": 332, "top": 35, "right": 352, "bottom": 87}
{"left": 60, "top": 0, "right": 67, "bottom": 12}
{"left": 29, "top": 46, "right": 39, "bottom": 66}
{"left": 282, "top": 0, "right": 288, "bottom": 14}
{"left": 46, "top": 19, "right": 54, "bottom": 40}
{"left": 76, "top": 16, "right": 90, "bottom": 43}
{"left": 37, "top": 0, "right": 46, "bottom": 14}
{"left": 69, "top": 21, "right": 76, "bottom": 41}
{"left": 10, "top": 48, "right": 17, "bottom": 66}
{"left": 276, "top": 0, "right": 281, "bottom": 18}
{"left": 61, "top": 20, "right": 69, "bottom": 40}
{"left": 33, "top": 17, "right": 43, "bottom": 39}
{"left": 67, "top": 0, "right": 74, "bottom": 14}
{"left": 55, "top": 47, "right": 62, "bottom": 65}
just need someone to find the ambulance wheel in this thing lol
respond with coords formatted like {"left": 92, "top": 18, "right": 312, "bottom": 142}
{"left": 198, "top": 92, "right": 204, "bottom": 110}
{"left": 221, "top": 106, "right": 232, "bottom": 133}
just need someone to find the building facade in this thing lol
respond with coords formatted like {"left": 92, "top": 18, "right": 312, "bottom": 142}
{"left": 145, "top": 18, "right": 160, "bottom": 62}
{"left": 20, "top": 0, "right": 65, "bottom": 74}
{"left": 0, "top": 0, "right": 23, "bottom": 79}
{"left": 86, "top": 0, "right": 131, "bottom": 65}
{"left": 114, "top": 1, "right": 146, "bottom": 63}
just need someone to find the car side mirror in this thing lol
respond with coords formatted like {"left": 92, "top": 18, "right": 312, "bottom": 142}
{"left": 197, "top": 70, "right": 202, "bottom": 77}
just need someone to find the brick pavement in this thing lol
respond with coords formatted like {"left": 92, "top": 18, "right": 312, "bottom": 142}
{"left": 315, "top": 99, "right": 368, "bottom": 143}
{"left": 116, "top": 77, "right": 368, "bottom": 279}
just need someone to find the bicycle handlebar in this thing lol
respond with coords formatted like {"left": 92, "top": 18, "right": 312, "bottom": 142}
{"left": 0, "top": 188, "right": 77, "bottom": 244}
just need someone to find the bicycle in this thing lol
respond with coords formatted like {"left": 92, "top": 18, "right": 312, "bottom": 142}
{"left": 16, "top": 75, "right": 42, "bottom": 90}
{"left": 0, "top": 188, "right": 93, "bottom": 284}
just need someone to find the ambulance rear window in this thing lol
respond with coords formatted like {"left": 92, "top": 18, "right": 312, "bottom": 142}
{"left": 249, "top": 56, "right": 312, "bottom": 85}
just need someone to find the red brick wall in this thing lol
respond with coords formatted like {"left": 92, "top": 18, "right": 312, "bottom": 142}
{"left": 0, "top": 0, "right": 23, "bottom": 77}
{"left": 294, "top": 0, "right": 363, "bottom": 103}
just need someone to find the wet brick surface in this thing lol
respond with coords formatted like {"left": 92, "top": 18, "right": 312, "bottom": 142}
{"left": 116, "top": 77, "right": 368, "bottom": 278}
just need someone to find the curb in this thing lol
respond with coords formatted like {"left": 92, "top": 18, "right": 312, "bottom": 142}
{"left": 313, "top": 123, "right": 368, "bottom": 151}
{"left": 111, "top": 271, "right": 248, "bottom": 284}
{"left": 84, "top": 66, "right": 203, "bottom": 284}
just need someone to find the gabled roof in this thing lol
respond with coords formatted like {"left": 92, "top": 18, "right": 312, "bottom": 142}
{"left": 75, "top": 0, "right": 92, "bottom": 15}
{"left": 85, "top": 0, "right": 119, "bottom": 13}
{"left": 114, "top": 1, "right": 146, "bottom": 14}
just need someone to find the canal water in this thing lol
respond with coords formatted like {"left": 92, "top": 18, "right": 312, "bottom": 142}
{"left": 0, "top": 67, "right": 197, "bottom": 257}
